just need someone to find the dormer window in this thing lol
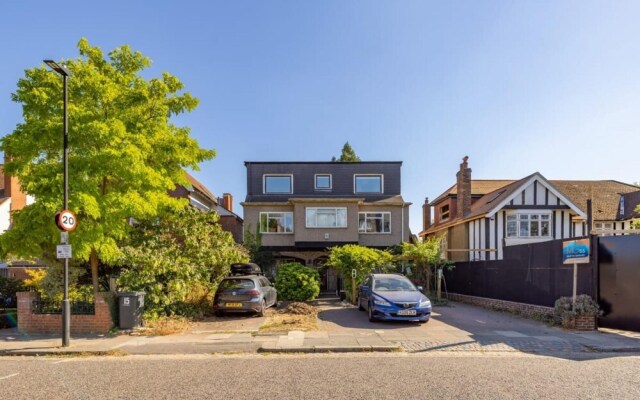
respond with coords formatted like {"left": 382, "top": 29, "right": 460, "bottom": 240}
{"left": 354, "top": 175, "right": 383, "bottom": 193}
{"left": 620, "top": 197, "right": 625, "bottom": 216}
{"left": 315, "top": 174, "right": 332, "bottom": 190}
{"left": 264, "top": 175, "right": 293, "bottom": 194}
{"left": 440, "top": 204, "right": 450, "bottom": 221}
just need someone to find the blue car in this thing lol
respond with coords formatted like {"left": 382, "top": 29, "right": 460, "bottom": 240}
{"left": 358, "top": 273, "right": 431, "bottom": 323}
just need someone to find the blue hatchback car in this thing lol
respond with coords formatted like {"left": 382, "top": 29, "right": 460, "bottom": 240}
{"left": 358, "top": 274, "right": 431, "bottom": 323}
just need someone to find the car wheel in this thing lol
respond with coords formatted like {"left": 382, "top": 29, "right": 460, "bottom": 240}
{"left": 257, "top": 300, "right": 266, "bottom": 317}
{"left": 214, "top": 310, "right": 225, "bottom": 318}
{"left": 368, "top": 303, "right": 378, "bottom": 322}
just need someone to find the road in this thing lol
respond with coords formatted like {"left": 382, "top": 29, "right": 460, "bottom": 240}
{"left": 2, "top": 353, "right": 639, "bottom": 399}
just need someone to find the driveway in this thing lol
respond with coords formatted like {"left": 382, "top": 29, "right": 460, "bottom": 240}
{"left": 317, "top": 300, "right": 640, "bottom": 355}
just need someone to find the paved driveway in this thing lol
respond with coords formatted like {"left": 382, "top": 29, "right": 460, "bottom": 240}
{"left": 317, "top": 300, "right": 622, "bottom": 354}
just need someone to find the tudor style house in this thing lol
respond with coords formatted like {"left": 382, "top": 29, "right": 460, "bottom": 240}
{"left": 242, "top": 161, "right": 411, "bottom": 291}
{"left": 420, "top": 157, "right": 640, "bottom": 262}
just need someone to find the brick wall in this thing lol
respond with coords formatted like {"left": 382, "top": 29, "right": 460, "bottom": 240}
{"left": 446, "top": 292, "right": 554, "bottom": 317}
{"left": 17, "top": 292, "right": 114, "bottom": 334}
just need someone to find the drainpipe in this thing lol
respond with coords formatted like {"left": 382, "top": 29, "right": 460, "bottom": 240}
{"left": 401, "top": 204, "right": 405, "bottom": 242}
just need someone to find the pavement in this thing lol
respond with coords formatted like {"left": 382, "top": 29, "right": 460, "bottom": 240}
{"left": 2, "top": 298, "right": 640, "bottom": 357}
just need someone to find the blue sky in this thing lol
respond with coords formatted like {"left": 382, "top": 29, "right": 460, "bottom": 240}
{"left": 1, "top": 1, "right": 639, "bottom": 234}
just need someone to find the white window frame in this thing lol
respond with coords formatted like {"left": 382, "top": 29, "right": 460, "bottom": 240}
{"left": 259, "top": 212, "right": 294, "bottom": 234}
{"left": 506, "top": 212, "right": 552, "bottom": 238}
{"left": 314, "top": 174, "right": 332, "bottom": 190}
{"left": 263, "top": 174, "right": 293, "bottom": 194}
{"left": 594, "top": 222, "right": 614, "bottom": 236}
{"left": 358, "top": 212, "right": 391, "bottom": 234}
{"left": 354, "top": 174, "right": 384, "bottom": 194}
{"left": 305, "top": 207, "right": 348, "bottom": 228}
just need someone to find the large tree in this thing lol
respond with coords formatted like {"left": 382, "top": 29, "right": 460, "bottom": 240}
{"left": 331, "top": 142, "right": 361, "bottom": 162}
{"left": 0, "top": 38, "right": 215, "bottom": 296}
{"left": 117, "top": 207, "right": 248, "bottom": 319}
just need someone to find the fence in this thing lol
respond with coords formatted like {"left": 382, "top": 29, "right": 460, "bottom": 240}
{"left": 443, "top": 237, "right": 595, "bottom": 308}
{"left": 17, "top": 292, "right": 114, "bottom": 334}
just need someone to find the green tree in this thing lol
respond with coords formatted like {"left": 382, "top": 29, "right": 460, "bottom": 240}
{"left": 275, "top": 262, "right": 320, "bottom": 301}
{"left": 0, "top": 38, "right": 215, "bottom": 297}
{"left": 400, "top": 236, "right": 450, "bottom": 293}
{"left": 117, "top": 207, "right": 248, "bottom": 319}
{"left": 327, "top": 244, "right": 394, "bottom": 302}
{"left": 331, "top": 142, "right": 361, "bottom": 162}
{"left": 243, "top": 224, "right": 274, "bottom": 274}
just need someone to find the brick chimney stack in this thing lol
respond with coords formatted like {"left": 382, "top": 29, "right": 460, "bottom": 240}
{"left": 422, "top": 198, "right": 431, "bottom": 231}
{"left": 456, "top": 156, "right": 472, "bottom": 219}
{"left": 3, "top": 155, "right": 27, "bottom": 213}
{"left": 222, "top": 193, "right": 233, "bottom": 212}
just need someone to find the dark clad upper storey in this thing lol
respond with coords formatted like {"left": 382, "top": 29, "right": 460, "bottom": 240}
{"left": 244, "top": 161, "right": 403, "bottom": 202}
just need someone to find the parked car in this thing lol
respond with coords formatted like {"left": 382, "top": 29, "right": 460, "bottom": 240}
{"left": 358, "top": 273, "right": 431, "bottom": 323}
{"left": 213, "top": 275, "right": 277, "bottom": 317}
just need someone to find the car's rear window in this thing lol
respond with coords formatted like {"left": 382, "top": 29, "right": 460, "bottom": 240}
{"left": 219, "top": 279, "right": 255, "bottom": 290}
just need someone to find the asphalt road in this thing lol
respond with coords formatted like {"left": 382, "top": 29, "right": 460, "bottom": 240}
{"left": 2, "top": 353, "right": 639, "bottom": 400}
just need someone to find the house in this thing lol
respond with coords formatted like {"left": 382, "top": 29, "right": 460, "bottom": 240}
{"left": 0, "top": 164, "right": 39, "bottom": 279}
{"left": 420, "top": 157, "right": 640, "bottom": 262}
{"left": 168, "top": 173, "right": 244, "bottom": 243}
{"left": 242, "top": 161, "right": 411, "bottom": 292}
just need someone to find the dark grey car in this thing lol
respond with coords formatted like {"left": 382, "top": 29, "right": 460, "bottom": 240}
{"left": 213, "top": 275, "right": 277, "bottom": 317}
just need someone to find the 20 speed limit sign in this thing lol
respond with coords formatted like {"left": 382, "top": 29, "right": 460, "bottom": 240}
{"left": 56, "top": 209, "right": 78, "bottom": 232}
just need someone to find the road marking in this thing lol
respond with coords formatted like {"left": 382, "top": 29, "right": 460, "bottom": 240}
{"left": 52, "top": 359, "right": 73, "bottom": 364}
{"left": 0, "top": 373, "right": 19, "bottom": 380}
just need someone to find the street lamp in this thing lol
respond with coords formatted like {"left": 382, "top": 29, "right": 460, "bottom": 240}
{"left": 44, "top": 59, "right": 71, "bottom": 347}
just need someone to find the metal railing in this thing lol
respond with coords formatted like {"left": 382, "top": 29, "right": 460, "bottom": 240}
{"left": 31, "top": 300, "right": 95, "bottom": 315}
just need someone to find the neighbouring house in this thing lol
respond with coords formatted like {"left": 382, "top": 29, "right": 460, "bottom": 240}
{"left": 168, "top": 173, "right": 244, "bottom": 243}
{"left": 242, "top": 161, "right": 411, "bottom": 292}
{"left": 420, "top": 157, "right": 640, "bottom": 262}
{"left": 0, "top": 164, "right": 41, "bottom": 279}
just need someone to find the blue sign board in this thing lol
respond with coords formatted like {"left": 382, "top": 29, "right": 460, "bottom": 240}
{"left": 562, "top": 239, "right": 590, "bottom": 264}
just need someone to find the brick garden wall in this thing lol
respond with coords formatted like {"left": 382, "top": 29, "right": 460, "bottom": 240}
{"left": 17, "top": 292, "right": 114, "bottom": 334}
{"left": 446, "top": 292, "right": 554, "bottom": 316}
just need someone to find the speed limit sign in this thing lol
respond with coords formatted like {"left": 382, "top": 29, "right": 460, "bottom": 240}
{"left": 55, "top": 209, "right": 78, "bottom": 232}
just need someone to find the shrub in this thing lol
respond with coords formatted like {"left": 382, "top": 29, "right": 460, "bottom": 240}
{"left": 553, "top": 295, "right": 602, "bottom": 327}
{"left": 275, "top": 263, "right": 320, "bottom": 301}
{"left": 0, "top": 276, "right": 24, "bottom": 307}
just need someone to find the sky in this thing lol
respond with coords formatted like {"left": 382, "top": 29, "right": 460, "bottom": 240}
{"left": 1, "top": 0, "right": 639, "bottom": 235}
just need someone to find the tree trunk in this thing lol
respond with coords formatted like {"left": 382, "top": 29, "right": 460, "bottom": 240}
{"left": 90, "top": 248, "right": 99, "bottom": 299}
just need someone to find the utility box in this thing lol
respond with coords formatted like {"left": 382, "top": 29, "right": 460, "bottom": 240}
{"left": 117, "top": 292, "right": 145, "bottom": 329}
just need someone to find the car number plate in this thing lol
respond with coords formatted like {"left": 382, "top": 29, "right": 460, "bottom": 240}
{"left": 397, "top": 309, "right": 416, "bottom": 316}
{"left": 226, "top": 302, "right": 243, "bottom": 307}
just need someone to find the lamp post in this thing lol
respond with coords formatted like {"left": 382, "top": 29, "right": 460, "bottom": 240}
{"left": 44, "top": 59, "right": 71, "bottom": 347}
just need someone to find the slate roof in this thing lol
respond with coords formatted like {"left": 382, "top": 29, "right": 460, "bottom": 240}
{"left": 621, "top": 190, "right": 640, "bottom": 220}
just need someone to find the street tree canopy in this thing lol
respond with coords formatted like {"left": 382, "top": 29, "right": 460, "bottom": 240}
{"left": 331, "top": 142, "right": 361, "bottom": 162}
{"left": 0, "top": 38, "right": 215, "bottom": 294}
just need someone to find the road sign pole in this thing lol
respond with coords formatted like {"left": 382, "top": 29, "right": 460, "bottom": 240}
{"left": 572, "top": 262, "right": 578, "bottom": 309}
{"left": 61, "top": 72, "right": 70, "bottom": 348}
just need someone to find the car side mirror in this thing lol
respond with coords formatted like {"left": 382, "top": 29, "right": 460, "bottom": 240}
{"left": 416, "top": 286, "right": 424, "bottom": 292}
{"left": 359, "top": 285, "right": 369, "bottom": 292}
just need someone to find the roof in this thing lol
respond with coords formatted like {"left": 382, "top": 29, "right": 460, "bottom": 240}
{"left": 245, "top": 161, "right": 402, "bottom": 165}
{"left": 550, "top": 180, "right": 639, "bottom": 221}
{"left": 621, "top": 190, "right": 640, "bottom": 220}
{"left": 431, "top": 180, "right": 516, "bottom": 204}
{"left": 185, "top": 173, "right": 217, "bottom": 204}
{"left": 421, "top": 177, "right": 639, "bottom": 236}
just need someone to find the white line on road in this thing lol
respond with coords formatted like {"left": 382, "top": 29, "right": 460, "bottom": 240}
{"left": 0, "top": 373, "right": 19, "bottom": 380}
{"left": 52, "top": 359, "right": 73, "bottom": 364}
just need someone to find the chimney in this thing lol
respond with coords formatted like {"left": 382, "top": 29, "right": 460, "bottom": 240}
{"left": 4, "top": 155, "right": 27, "bottom": 213}
{"left": 422, "top": 197, "right": 431, "bottom": 231}
{"left": 456, "top": 156, "right": 471, "bottom": 219}
{"left": 222, "top": 193, "right": 233, "bottom": 212}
